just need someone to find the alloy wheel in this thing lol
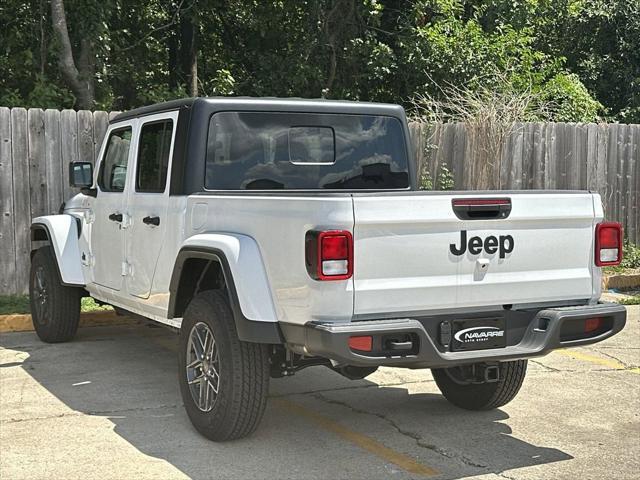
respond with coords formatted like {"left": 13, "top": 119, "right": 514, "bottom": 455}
{"left": 186, "top": 322, "right": 220, "bottom": 412}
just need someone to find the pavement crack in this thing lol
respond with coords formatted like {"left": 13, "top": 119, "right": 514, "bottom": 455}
{"left": 595, "top": 350, "right": 635, "bottom": 368}
{"left": 5, "top": 403, "right": 181, "bottom": 424}
{"left": 530, "top": 360, "right": 561, "bottom": 372}
{"left": 312, "top": 392, "right": 488, "bottom": 470}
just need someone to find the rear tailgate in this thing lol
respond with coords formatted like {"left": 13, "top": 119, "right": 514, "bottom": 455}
{"left": 352, "top": 192, "right": 598, "bottom": 316}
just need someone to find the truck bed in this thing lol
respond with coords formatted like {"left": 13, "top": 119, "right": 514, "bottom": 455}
{"left": 185, "top": 190, "right": 601, "bottom": 326}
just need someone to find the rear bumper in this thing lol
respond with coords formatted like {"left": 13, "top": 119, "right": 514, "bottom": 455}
{"left": 281, "top": 303, "right": 627, "bottom": 368}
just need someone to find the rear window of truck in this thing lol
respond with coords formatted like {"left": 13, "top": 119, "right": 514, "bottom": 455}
{"left": 205, "top": 112, "right": 409, "bottom": 190}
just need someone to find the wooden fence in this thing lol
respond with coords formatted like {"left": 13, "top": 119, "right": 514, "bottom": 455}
{"left": 0, "top": 107, "right": 638, "bottom": 294}
{"left": 409, "top": 122, "right": 638, "bottom": 240}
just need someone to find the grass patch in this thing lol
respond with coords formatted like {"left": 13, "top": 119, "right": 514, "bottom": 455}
{"left": 619, "top": 295, "right": 640, "bottom": 306}
{"left": 0, "top": 295, "right": 112, "bottom": 315}
{"left": 81, "top": 297, "right": 112, "bottom": 313}
{"left": 0, "top": 295, "right": 30, "bottom": 315}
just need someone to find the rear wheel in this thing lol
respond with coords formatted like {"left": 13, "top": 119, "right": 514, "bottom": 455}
{"left": 432, "top": 360, "right": 528, "bottom": 410}
{"left": 178, "top": 290, "right": 270, "bottom": 441}
{"left": 29, "top": 247, "right": 81, "bottom": 343}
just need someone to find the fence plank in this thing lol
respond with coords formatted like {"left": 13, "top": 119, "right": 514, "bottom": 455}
{"left": 93, "top": 110, "right": 109, "bottom": 162}
{"left": 616, "top": 125, "right": 628, "bottom": 226}
{"left": 409, "top": 123, "right": 425, "bottom": 185}
{"left": 509, "top": 123, "right": 524, "bottom": 189}
{"left": 626, "top": 125, "right": 637, "bottom": 243}
{"left": 44, "top": 109, "right": 63, "bottom": 215}
{"left": 520, "top": 123, "right": 534, "bottom": 189}
{"left": 428, "top": 123, "right": 442, "bottom": 187}
{"left": 632, "top": 125, "right": 640, "bottom": 244}
{"left": 437, "top": 124, "right": 456, "bottom": 187}
{"left": 448, "top": 123, "right": 467, "bottom": 190}
{"left": 531, "top": 123, "right": 546, "bottom": 189}
{"left": 557, "top": 123, "right": 571, "bottom": 189}
{"left": 605, "top": 124, "right": 618, "bottom": 221}
{"left": 545, "top": 123, "right": 557, "bottom": 189}
{"left": 28, "top": 108, "right": 47, "bottom": 219}
{"left": 77, "top": 110, "right": 95, "bottom": 165}
{"left": 585, "top": 124, "right": 598, "bottom": 190}
{"left": 0, "top": 108, "right": 16, "bottom": 294}
{"left": 61, "top": 109, "right": 79, "bottom": 200}
{"left": 11, "top": 108, "right": 30, "bottom": 294}
{"left": 500, "top": 127, "right": 514, "bottom": 189}
{"left": 574, "top": 123, "right": 588, "bottom": 189}
{"left": 595, "top": 124, "right": 609, "bottom": 204}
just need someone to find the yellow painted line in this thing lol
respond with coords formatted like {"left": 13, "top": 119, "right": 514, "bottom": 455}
{"left": 274, "top": 398, "right": 438, "bottom": 477}
{"left": 554, "top": 349, "right": 639, "bottom": 374}
{"left": 0, "top": 312, "right": 137, "bottom": 333}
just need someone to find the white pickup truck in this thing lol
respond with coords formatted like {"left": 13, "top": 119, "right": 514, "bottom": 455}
{"left": 29, "top": 97, "right": 626, "bottom": 441}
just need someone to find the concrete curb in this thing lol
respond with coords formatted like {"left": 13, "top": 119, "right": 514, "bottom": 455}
{"left": 0, "top": 311, "right": 136, "bottom": 333}
{"left": 603, "top": 272, "right": 640, "bottom": 291}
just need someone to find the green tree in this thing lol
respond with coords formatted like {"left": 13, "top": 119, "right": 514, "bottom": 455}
{"left": 0, "top": 0, "right": 635, "bottom": 123}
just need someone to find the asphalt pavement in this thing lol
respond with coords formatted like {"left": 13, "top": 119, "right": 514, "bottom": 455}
{"left": 1, "top": 306, "right": 638, "bottom": 480}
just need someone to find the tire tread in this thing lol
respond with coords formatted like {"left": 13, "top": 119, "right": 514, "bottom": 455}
{"left": 179, "top": 290, "right": 269, "bottom": 441}
{"left": 29, "top": 247, "right": 81, "bottom": 343}
{"left": 432, "top": 360, "right": 528, "bottom": 411}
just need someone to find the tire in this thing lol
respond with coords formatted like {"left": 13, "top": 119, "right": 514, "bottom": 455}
{"left": 178, "top": 290, "right": 270, "bottom": 441}
{"left": 29, "top": 247, "right": 81, "bottom": 343}
{"left": 432, "top": 360, "right": 528, "bottom": 410}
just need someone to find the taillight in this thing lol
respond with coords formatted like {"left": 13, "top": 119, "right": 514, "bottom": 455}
{"left": 305, "top": 230, "right": 353, "bottom": 280}
{"left": 595, "top": 222, "right": 623, "bottom": 266}
{"left": 584, "top": 317, "right": 603, "bottom": 333}
{"left": 348, "top": 336, "right": 372, "bottom": 352}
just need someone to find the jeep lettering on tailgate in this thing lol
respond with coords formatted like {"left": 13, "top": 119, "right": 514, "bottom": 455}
{"left": 449, "top": 230, "right": 514, "bottom": 258}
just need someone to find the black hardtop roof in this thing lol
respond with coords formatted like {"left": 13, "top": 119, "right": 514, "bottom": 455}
{"left": 110, "top": 97, "right": 406, "bottom": 123}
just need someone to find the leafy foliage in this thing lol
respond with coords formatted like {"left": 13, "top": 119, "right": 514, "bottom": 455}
{"left": 0, "top": 0, "right": 636, "bottom": 122}
{"left": 619, "top": 295, "right": 640, "bottom": 306}
{"left": 0, "top": 295, "right": 111, "bottom": 315}
{"left": 620, "top": 240, "right": 640, "bottom": 270}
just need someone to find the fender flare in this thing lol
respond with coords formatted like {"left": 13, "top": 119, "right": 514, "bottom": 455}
{"left": 168, "top": 234, "right": 283, "bottom": 344}
{"left": 31, "top": 215, "right": 85, "bottom": 286}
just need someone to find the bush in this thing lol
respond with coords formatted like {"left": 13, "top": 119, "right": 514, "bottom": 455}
{"left": 605, "top": 240, "right": 640, "bottom": 273}
{"left": 620, "top": 240, "right": 640, "bottom": 269}
{"left": 539, "top": 73, "right": 603, "bottom": 122}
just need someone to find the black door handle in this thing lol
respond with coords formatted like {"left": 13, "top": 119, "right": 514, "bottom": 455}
{"left": 108, "top": 213, "right": 123, "bottom": 222}
{"left": 143, "top": 215, "right": 160, "bottom": 226}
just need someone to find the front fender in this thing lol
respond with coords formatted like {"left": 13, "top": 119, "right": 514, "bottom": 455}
{"left": 31, "top": 215, "right": 84, "bottom": 286}
{"left": 179, "top": 233, "right": 278, "bottom": 323}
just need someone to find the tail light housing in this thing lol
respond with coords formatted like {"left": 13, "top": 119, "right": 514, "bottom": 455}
{"left": 305, "top": 230, "right": 353, "bottom": 280}
{"left": 595, "top": 222, "right": 623, "bottom": 266}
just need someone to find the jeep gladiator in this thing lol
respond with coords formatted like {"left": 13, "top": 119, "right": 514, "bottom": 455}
{"left": 29, "top": 97, "right": 627, "bottom": 441}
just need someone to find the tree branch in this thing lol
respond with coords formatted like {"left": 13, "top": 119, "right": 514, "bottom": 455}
{"left": 50, "top": 0, "right": 94, "bottom": 109}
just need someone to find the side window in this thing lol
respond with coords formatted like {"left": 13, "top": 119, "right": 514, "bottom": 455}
{"left": 98, "top": 128, "right": 132, "bottom": 192}
{"left": 135, "top": 120, "right": 174, "bottom": 193}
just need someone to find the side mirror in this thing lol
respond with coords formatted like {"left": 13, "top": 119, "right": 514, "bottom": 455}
{"left": 69, "top": 161, "right": 93, "bottom": 188}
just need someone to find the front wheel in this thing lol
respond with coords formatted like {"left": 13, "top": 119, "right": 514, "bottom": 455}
{"left": 29, "top": 247, "right": 81, "bottom": 343}
{"left": 178, "top": 290, "right": 270, "bottom": 441}
{"left": 432, "top": 360, "right": 528, "bottom": 410}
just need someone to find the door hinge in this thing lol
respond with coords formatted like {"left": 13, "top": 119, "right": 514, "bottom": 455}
{"left": 121, "top": 261, "right": 132, "bottom": 276}
{"left": 81, "top": 252, "right": 95, "bottom": 267}
{"left": 85, "top": 210, "right": 95, "bottom": 224}
{"left": 120, "top": 213, "right": 132, "bottom": 230}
